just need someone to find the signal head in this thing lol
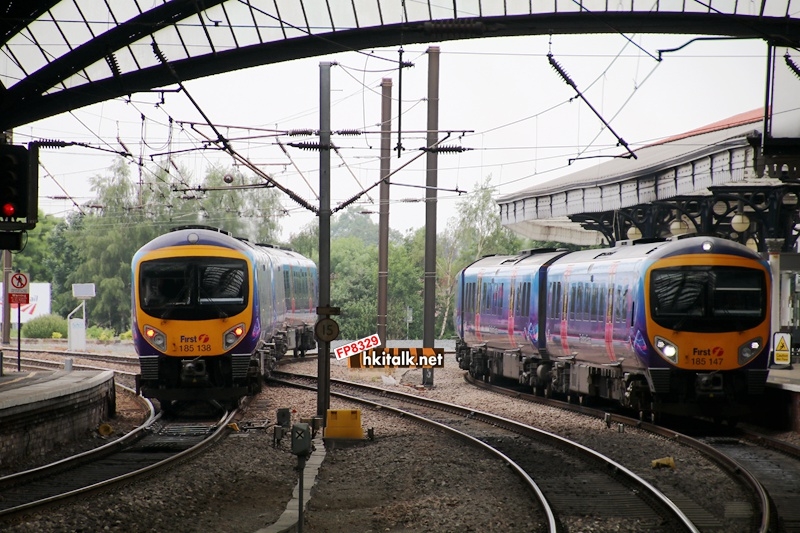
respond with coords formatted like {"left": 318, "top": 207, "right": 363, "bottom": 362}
{"left": 0, "top": 145, "right": 32, "bottom": 221}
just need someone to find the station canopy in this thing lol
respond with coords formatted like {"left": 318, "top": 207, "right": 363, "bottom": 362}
{"left": 2, "top": 1, "right": 800, "bottom": 130}
{"left": 497, "top": 109, "right": 774, "bottom": 245}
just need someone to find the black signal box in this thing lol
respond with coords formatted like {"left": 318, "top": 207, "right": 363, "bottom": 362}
{"left": 0, "top": 143, "right": 38, "bottom": 231}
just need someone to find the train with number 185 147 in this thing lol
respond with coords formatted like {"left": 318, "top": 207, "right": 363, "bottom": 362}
{"left": 132, "top": 226, "right": 317, "bottom": 408}
{"left": 454, "top": 235, "right": 772, "bottom": 421}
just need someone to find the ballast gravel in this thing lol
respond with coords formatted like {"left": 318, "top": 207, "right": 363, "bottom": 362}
{"left": 2, "top": 349, "right": 799, "bottom": 532}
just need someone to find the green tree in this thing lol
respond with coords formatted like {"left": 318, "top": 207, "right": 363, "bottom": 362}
{"left": 331, "top": 207, "right": 379, "bottom": 246}
{"left": 46, "top": 214, "right": 83, "bottom": 317}
{"left": 11, "top": 211, "right": 59, "bottom": 282}
{"left": 65, "top": 158, "right": 154, "bottom": 332}
{"left": 330, "top": 236, "right": 378, "bottom": 338}
{"left": 386, "top": 234, "right": 424, "bottom": 339}
{"left": 455, "top": 175, "right": 527, "bottom": 262}
{"left": 198, "top": 166, "right": 282, "bottom": 243}
{"left": 286, "top": 222, "right": 319, "bottom": 262}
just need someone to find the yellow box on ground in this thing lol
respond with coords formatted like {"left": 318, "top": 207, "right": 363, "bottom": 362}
{"left": 324, "top": 409, "right": 364, "bottom": 439}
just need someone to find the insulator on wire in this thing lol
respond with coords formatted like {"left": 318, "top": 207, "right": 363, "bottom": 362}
{"left": 421, "top": 145, "right": 471, "bottom": 153}
{"left": 287, "top": 142, "right": 329, "bottom": 151}
{"left": 548, "top": 53, "right": 577, "bottom": 89}
{"left": 36, "top": 139, "right": 71, "bottom": 148}
{"left": 335, "top": 129, "right": 362, "bottom": 136}
{"left": 105, "top": 53, "right": 121, "bottom": 78}
{"left": 152, "top": 42, "right": 168, "bottom": 65}
{"left": 288, "top": 129, "right": 315, "bottom": 136}
{"left": 785, "top": 52, "right": 800, "bottom": 80}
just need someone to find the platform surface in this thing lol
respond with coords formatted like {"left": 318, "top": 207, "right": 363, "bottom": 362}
{"left": 767, "top": 363, "right": 800, "bottom": 393}
{"left": 0, "top": 370, "right": 114, "bottom": 411}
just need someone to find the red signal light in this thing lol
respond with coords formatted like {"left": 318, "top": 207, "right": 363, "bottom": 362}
{"left": 1, "top": 202, "right": 15, "bottom": 218}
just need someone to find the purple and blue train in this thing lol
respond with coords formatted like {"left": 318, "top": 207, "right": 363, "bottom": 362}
{"left": 454, "top": 236, "right": 772, "bottom": 420}
{"left": 132, "top": 226, "right": 317, "bottom": 407}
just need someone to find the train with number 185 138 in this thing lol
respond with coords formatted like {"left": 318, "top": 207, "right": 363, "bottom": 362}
{"left": 131, "top": 226, "right": 317, "bottom": 408}
{"left": 454, "top": 235, "right": 772, "bottom": 421}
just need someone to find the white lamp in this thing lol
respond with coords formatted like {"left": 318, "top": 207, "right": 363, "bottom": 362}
{"left": 731, "top": 213, "right": 750, "bottom": 233}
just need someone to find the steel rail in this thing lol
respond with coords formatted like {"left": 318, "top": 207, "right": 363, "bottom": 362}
{"left": 0, "top": 405, "right": 235, "bottom": 519}
{"left": 465, "top": 373, "right": 777, "bottom": 533}
{"left": 273, "top": 371, "right": 704, "bottom": 533}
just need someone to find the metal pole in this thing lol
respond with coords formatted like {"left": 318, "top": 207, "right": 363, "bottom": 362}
{"left": 297, "top": 455, "right": 306, "bottom": 533}
{"left": 2, "top": 250, "right": 10, "bottom": 345}
{"left": 423, "top": 47, "right": 440, "bottom": 387}
{"left": 378, "top": 78, "right": 392, "bottom": 345}
{"left": 317, "top": 62, "right": 332, "bottom": 422}
{"left": 16, "top": 302, "right": 20, "bottom": 371}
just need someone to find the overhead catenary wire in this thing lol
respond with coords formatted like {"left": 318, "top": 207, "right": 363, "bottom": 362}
{"left": 547, "top": 52, "right": 637, "bottom": 160}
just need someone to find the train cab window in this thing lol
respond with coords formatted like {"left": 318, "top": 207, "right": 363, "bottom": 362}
{"left": 650, "top": 266, "right": 766, "bottom": 332}
{"left": 140, "top": 257, "right": 248, "bottom": 320}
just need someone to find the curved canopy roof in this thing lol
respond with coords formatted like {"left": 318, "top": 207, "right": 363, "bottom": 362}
{"left": 2, "top": 1, "right": 800, "bottom": 131}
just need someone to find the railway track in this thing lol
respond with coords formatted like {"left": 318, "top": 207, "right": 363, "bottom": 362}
{"left": 0, "top": 395, "right": 236, "bottom": 523}
{"left": 705, "top": 436, "right": 800, "bottom": 532}
{"left": 273, "top": 370, "right": 702, "bottom": 532}
{"left": 465, "top": 374, "right": 790, "bottom": 533}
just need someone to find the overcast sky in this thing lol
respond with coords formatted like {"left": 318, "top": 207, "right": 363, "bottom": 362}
{"left": 15, "top": 32, "right": 778, "bottom": 241}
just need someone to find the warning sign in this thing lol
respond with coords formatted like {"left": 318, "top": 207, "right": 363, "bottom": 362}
{"left": 7, "top": 271, "right": 29, "bottom": 305}
{"left": 773, "top": 332, "right": 791, "bottom": 366}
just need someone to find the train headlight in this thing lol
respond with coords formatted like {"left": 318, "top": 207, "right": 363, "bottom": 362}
{"left": 144, "top": 325, "right": 167, "bottom": 351}
{"left": 738, "top": 337, "right": 762, "bottom": 365}
{"left": 224, "top": 323, "right": 246, "bottom": 350}
{"left": 654, "top": 336, "right": 678, "bottom": 363}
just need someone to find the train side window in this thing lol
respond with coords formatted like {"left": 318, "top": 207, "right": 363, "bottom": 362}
{"left": 569, "top": 284, "right": 577, "bottom": 320}
{"left": 598, "top": 284, "right": 606, "bottom": 322}
{"left": 555, "top": 281, "right": 562, "bottom": 318}
{"left": 498, "top": 284, "right": 503, "bottom": 315}
{"left": 284, "top": 270, "right": 291, "bottom": 309}
{"left": 523, "top": 282, "right": 531, "bottom": 316}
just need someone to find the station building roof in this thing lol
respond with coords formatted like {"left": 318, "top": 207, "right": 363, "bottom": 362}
{"left": 497, "top": 108, "right": 773, "bottom": 245}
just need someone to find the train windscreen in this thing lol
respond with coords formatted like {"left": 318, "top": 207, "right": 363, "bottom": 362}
{"left": 649, "top": 266, "right": 766, "bottom": 332}
{"left": 139, "top": 257, "right": 248, "bottom": 320}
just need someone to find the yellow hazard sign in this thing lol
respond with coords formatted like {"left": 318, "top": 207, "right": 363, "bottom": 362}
{"left": 773, "top": 332, "right": 791, "bottom": 365}
{"left": 776, "top": 336, "right": 789, "bottom": 352}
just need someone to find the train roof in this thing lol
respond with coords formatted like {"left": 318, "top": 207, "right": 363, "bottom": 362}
{"left": 133, "top": 227, "right": 315, "bottom": 269}
{"left": 466, "top": 248, "right": 569, "bottom": 270}
{"left": 462, "top": 235, "right": 767, "bottom": 274}
{"left": 557, "top": 235, "right": 764, "bottom": 265}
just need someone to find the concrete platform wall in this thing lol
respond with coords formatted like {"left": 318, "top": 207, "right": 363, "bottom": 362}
{"left": 0, "top": 373, "right": 115, "bottom": 467}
